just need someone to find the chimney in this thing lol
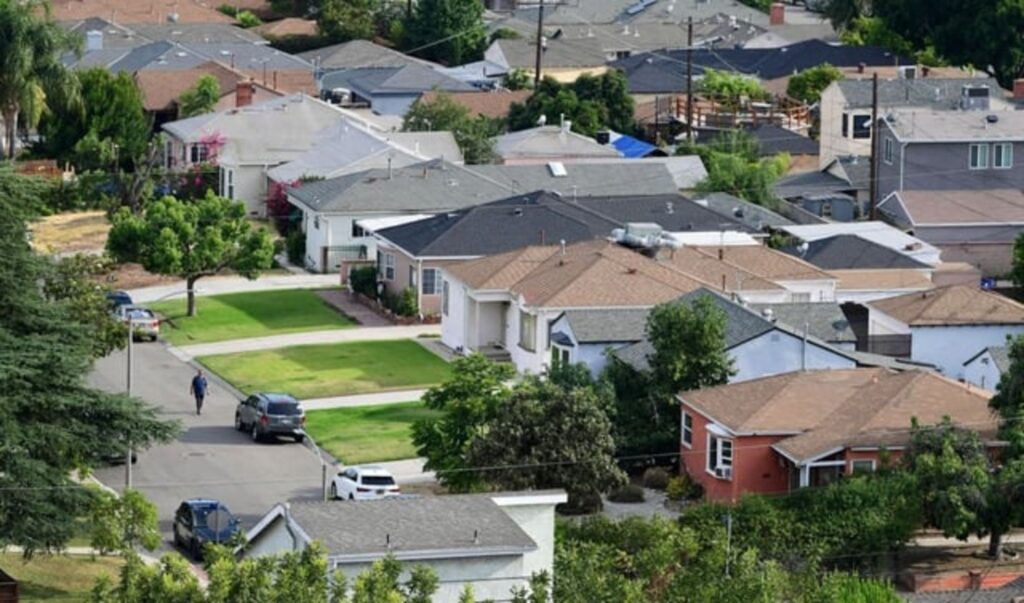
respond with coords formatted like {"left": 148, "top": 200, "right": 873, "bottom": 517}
{"left": 86, "top": 30, "right": 103, "bottom": 51}
{"left": 921, "top": 65, "right": 930, "bottom": 78}
{"left": 236, "top": 81, "right": 255, "bottom": 108}
{"left": 857, "top": 62, "right": 866, "bottom": 74}
{"left": 769, "top": 2, "right": 785, "bottom": 25}
{"left": 1014, "top": 79, "right": 1024, "bottom": 101}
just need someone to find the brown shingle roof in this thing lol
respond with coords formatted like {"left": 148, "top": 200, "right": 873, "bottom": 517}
{"left": 833, "top": 269, "right": 933, "bottom": 292}
{"left": 869, "top": 285, "right": 1024, "bottom": 326}
{"left": 419, "top": 90, "right": 532, "bottom": 119}
{"left": 254, "top": 18, "right": 318, "bottom": 38}
{"left": 135, "top": 61, "right": 242, "bottom": 111}
{"left": 663, "top": 247, "right": 781, "bottom": 292}
{"left": 693, "top": 245, "right": 835, "bottom": 281}
{"left": 680, "top": 368, "right": 997, "bottom": 463}
{"left": 51, "top": 0, "right": 233, "bottom": 24}
{"left": 893, "top": 189, "right": 1024, "bottom": 225}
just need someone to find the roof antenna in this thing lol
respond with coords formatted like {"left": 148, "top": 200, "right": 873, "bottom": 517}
{"left": 386, "top": 533, "right": 391, "bottom": 550}
{"left": 473, "top": 529, "right": 479, "bottom": 545}
{"left": 559, "top": 239, "right": 566, "bottom": 264}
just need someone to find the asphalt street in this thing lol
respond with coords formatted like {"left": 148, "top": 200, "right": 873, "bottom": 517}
{"left": 88, "top": 342, "right": 326, "bottom": 539}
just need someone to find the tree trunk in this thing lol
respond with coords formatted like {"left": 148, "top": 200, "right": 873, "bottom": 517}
{"left": 186, "top": 277, "right": 198, "bottom": 317}
{"left": 989, "top": 529, "right": 1004, "bottom": 559}
{"left": 2, "top": 108, "right": 18, "bottom": 160}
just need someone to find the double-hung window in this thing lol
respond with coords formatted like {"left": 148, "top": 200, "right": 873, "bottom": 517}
{"left": 883, "top": 137, "right": 894, "bottom": 165}
{"left": 970, "top": 143, "right": 989, "bottom": 169}
{"left": 682, "top": 412, "right": 693, "bottom": 448}
{"left": 707, "top": 433, "right": 733, "bottom": 479}
{"left": 994, "top": 143, "right": 1014, "bottom": 169}
{"left": 421, "top": 268, "right": 441, "bottom": 295}
{"left": 519, "top": 310, "right": 536, "bottom": 352}
{"left": 383, "top": 253, "right": 395, "bottom": 281}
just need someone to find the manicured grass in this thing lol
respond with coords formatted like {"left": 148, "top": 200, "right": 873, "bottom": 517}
{"left": 304, "top": 402, "right": 440, "bottom": 463}
{"left": 199, "top": 340, "right": 451, "bottom": 399}
{"left": 150, "top": 288, "right": 354, "bottom": 345}
{"left": 0, "top": 553, "right": 124, "bottom": 601}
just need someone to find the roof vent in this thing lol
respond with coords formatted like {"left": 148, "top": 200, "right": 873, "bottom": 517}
{"left": 733, "top": 207, "right": 744, "bottom": 218}
{"left": 513, "top": 207, "right": 524, "bottom": 217}
{"left": 762, "top": 308, "right": 775, "bottom": 322}
{"left": 986, "top": 114, "right": 999, "bottom": 124}
{"left": 665, "top": 201, "right": 674, "bottom": 214}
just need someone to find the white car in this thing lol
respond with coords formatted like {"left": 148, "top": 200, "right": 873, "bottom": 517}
{"left": 331, "top": 466, "right": 401, "bottom": 501}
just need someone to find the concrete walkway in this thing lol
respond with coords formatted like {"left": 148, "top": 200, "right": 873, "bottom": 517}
{"left": 129, "top": 273, "right": 339, "bottom": 303}
{"left": 174, "top": 325, "right": 441, "bottom": 359}
{"left": 374, "top": 458, "right": 435, "bottom": 485}
{"left": 303, "top": 389, "right": 428, "bottom": 410}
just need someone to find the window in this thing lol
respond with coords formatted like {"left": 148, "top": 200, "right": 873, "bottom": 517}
{"left": 850, "top": 459, "right": 876, "bottom": 474}
{"left": 442, "top": 280, "right": 449, "bottom": 316}
{"left": 519, "top": 310, "right": 536, "bottom": 352}
{"left": 820, "top": 201, "right": 833, "bottom": 218}
{"left": 682, "top": 412, "right": 693, "bottom": 448}
{"left": 852, "top": 114, "right": 871, "bottom": 139}
{"left": 190, "top": 143, "right": 209, "bottom": 163}
{"left": 707, "top": 434, "right": 733, "bottom": 477}
{"left": 841, "top": 112, "right": 849, "bottom": 138}
{"left": 970, "top": 143, "right": 989, "bottom": 169}
{"left": 409, "top": 265, "right": 416, "bottom": 288}
{"left": 224, "top": 168, "right": 234, "bottom": 199}
{"left": 314, "top": 215, "right": 320, "bottom": 230}
{"left": 267, "top": 402, "right": 300, "bottom": 415}
{"left": 351, "top": 222, "right": 366, "bottom": 238}
{"left": 883, "top": 137, "right": 894, "bottom": 164}
{"left": 422, "top": 268, "right": 441, "bottom": 295}
{"left": 994, "top": 143, "right": 1013, "bottom": 169}
{"left": 551, "top": 346, "right": 570, "bottom": 367}
{"left": 383, "top": 253, "right": 395, "bottom": 281}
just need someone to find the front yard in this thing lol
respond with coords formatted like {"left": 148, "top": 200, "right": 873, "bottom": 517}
{"left": 304, "top": 402, "right": 439, "bottom": 464}
{"left": 150, "top": 288, "right": 354, "bottom": 345}
{"left": 199, "top": 340, "right": 451, "bottom": 399}
{"left": 30, "top": 210, "right": 110, "bottom": 255}
{"left": 0, "top": 553, "right": 123, "bottom": 601}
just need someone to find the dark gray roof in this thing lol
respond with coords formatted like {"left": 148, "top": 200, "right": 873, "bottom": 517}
{"left": 774, "top": 170, "right": 853, "bottom": 200}
{"left": 322, "top": 65, "right": 475, "bottom": 97}
{"left": 697, "top": 192, "right": 795, "bottom": 230}
{"left": 300, "top": 39, "right": 435, "bottom": 70}
{"left": 490, "top": 36, "right": 608, "bottom": 69}
{"left": 561, "top": 308, "right": 650, "bottom": 344}
{"left": 749, "top": 302, "right": 856, "bottom": 343}
{"left": 697, "top": 124, "right": 818, "bottom": 157}
{"left": 285, "top": 495, "right": 536, "bottom": 560}
{"left": 129, "top": 23, "right": 267, "bottom": 45}
{"left": 784, "top": 234, "right": 930, "bottom": 270}
{"left": 900, "top": 576, "right": 1024, "bottom": 602}
{"left": 837, "top": 77, "right": 1005, "bottom": 110}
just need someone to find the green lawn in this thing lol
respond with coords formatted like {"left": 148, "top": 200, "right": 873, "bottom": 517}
{"left": 150, "top": 288, "right": 354, "bottom": 345}
{"left": 0, "top": 553, "right": 123, "bottom": 601}
{"left": 304, "top": 402, "right": 439, "bottom": 464}
{"left": 199, "top": 340, "right": 451, "bottom": 399}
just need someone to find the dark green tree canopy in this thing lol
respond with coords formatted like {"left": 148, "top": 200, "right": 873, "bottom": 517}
{"left": 403, "top": 0, "right": 486, "bottom": 66}
{"left": 318, "top": 0, "right": 378, "bottom": 42}
{"left": 786, "top": 63, "right": 844, "bottom": 104}
{"left": 403, "top": 93, "right": 499, "bottom": 164}
{"left": 178, "top": 74, "right": 221, "bottom": 118}
{"left": 508, "top": 72, "right": 635, "bottom": 137}
{"left": 645, "top": 294, "right": 735, "bottom": 395}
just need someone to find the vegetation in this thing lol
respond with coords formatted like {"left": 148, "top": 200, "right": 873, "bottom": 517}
{"left": 318, "top": 0, "right": 377, "bottom": 42}
{"left": 404, "top": 0, "right": 486, "bottom": 65}
{"left": 304, "top": 402, "right": 440, "bottom": 464}
{"left": 200, "top": 339, "right": 453, "bottom": 399}
{"left": 349, "top": 265, "right": 378, "bottom": 299}
{"left": 678, "top": 130, "right": 789, "bottom": 207}
{"left": 178, "top": 74, "right": 221, "bottom": 118}
{"left": 698, "top": 69, "right": 770, "bottom": 112}
{"left": 236, "top": 9, "right": 263, "bottom": 28}
{"left": 87, "top": 489, "right": 161, "bottom": 555}
{"left": 286, "top": 227, "right": 306, "bottom": 265}
{"left": 403, "top": 92, "right": 500, "bottom": 164}
{"left": 0, "top": 553, "right": 124, "bottom": 602}
{"left": 42, "top": 253, "right": 127, "bottom": 357}
{"left": 786, "top": 64, "right": 844, "bottom": 104}
{"left": 150, "top": 288, "right": 353, "bottom": 345}
{"left": 508, "top": 72, "right": 635, "bottom": 137}
{"left": 106, "top": 192, "right": 275, "bottom": 316}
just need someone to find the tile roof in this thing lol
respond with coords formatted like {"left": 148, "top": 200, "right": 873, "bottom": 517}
{"left": 285, "top": 495, "right": 536, "bottom": 559}
{"left": 494, "top": 126, "right": 622, "bottom": 161}
{"left": 561, "top": 308, "right": 650, "bottom": 343}
{"left": 835, "top": 77, "right": 1007, "bottom": 110}
{"left": 786, "top": 234, "right": 932, "bottom": 270}
{"left": 680, "top": 368, "right": 997, "bottom": 463}
{"left": 419, "top": 90, "right": 532, "bottom": 119}
{"left": 881, "top": 190, "right": 1024, "bottom": 227}
{"left": 885, "top": 109, "right": 1024, "bottom": 142}
{"left": 832, "top": 269, "right": 934, "bottom": 293}
{"left": 870, "top": 285, "right": 1024, "bottom": 326}
{"left": 50, "top": 0, "right": 233, "bottom": 24}
{"left": 299, "top": 39, "right": 436, "bottom": 70}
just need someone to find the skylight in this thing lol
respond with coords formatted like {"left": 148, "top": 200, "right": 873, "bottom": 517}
{"left": 547, "top": 162, "right": 568, "bottom": 177}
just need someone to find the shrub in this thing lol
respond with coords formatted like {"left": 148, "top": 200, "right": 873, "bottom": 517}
{"left": 607, "top": 484, "right": 645, "bottom": 503}
{"left": 236, "top": 10, "right": 262, "bottom": 28}
{"left": 642, "top": 467, "right": 670, "bottom": 490}
{"left": 217, "top": 4, "right": 238, "bottom": 16}
{"left": 666, "top": 476, "right": 688, "bottom": 501}
{"left": 285, "top": 229, "right": 305, "bottom": 266}
{"left": 349, "top": 266, "right": 378, "bottom": 299}
{"left": 393, "top": 287, "right": 418, "bottom": 317}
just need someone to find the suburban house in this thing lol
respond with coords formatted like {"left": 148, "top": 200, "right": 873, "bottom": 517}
{"left": 418, "top": 90, "right": 532, "bottom": 120}
{"left": 779, "top": 222, "right": 943, "bottom": 266}
{"left": 775, "top": 155, "right": 870, "bottom": 212}
{"left": 483, "top": 36, "right": 608, "bottom": 83}
{"left": 243, "top": 491, "right": 567, "bottom": 603}
{"left": 162, "top": 94, "right": 375, "bottom": 215}
{"left": 300, "top": 39, "right": 438, "bottom": 72}
{"left": 678, "top": 368, "right": 998, "bottom": 502}
{"left": 493, "top": 123, "right": 622, "bottom": 164}
{"left": 371, "top": 191, "right": 752, "bottom": 315}
{"left": 287, "top": 160, "right": 681, "bottom": 272}
{"left": 135, "top": 66, "right": 283, "bottom": 125}
{"left": 962, "top": 346, "right": 1010, "bottom": 391}
{"left": 320, "top": 64, "right": 476, "bottom": 116}
{"left": 866, "top": 285, "right": 1024, "bottom": 377}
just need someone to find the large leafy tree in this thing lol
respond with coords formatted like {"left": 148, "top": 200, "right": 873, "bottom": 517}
{"left": 106, "top": 192, "right": 275, "bottom": 316}
{"left": 88, "top": 488, "right": 162, "bottom": 555}
{"left": 41, "top": 253, "right": 127, "bottom": 358}
{"left": 318, "top": 0, "right": 378, "bottom": 42}
{"left": 0, "top": 191, "right": 178, "bottom": 556}
{"left": 698, "top": 69, "right": 770, "bottom": 112}
{"left": 178, "top": 74, "right": 221, "bottom": 118}
{"left": 0, "top": 0, "right": 79, "bottom": 159}
{"left": 403, "top": 0, "right": 486, "bottom": 65}
{"left": 403, "top": 93, "right": 499, "bottom": 164}
{"left": 508, "top": 72, "right": 635, "bottom": 137}
{"left": 786, "top": 63, "right": 844, "bottom": 104}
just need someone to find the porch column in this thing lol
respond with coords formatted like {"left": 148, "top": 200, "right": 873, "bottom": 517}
{"left": 798, "top": 465, "right": 809, "bottom": 488}
{"left": 473, "top": 299, "right": 481, "bottom": 351}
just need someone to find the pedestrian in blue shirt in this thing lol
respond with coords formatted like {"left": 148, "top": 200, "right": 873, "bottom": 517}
{"left": 190, "top": 369, "right": 208, "bottom": 416}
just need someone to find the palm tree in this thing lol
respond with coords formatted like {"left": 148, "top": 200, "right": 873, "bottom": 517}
{"left": 0, "top": 0, "right": 80, "bottom": 159}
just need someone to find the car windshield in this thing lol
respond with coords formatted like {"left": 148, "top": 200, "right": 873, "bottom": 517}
{"left": 194, "top": 506, "right": 235, "bottom": 530}
{"left": 126, "top": 308, "right": 154, "bottom": 319}
{"left": 362, "top": 475, "right": 395, "bottom": 486}
{"left": 268, "top": 402, "right": 300, "bottom": 415}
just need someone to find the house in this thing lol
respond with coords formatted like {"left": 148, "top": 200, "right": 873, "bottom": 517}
{"left": 774, "top": 156, "right": 867, "bottom": 216}
{"left": 418, "top": 90, "right": 532, "bottom": 119}
{"left": 962, "top": 345, "right": 1010, "bottom": 391}
{"left": 783, "top": 234, "right": 933, "bottom": 271}
{"left": 50, "top": 0, "right": 234, "bottom": 24}
{"left": 371, "top": 191, "right": 752, "bottom": 315}
{"left": 299, "top": 39, "right": 438, "bottom": 71}
{"left": 779, "top": 221, "right": 942, "bottom": 266}
{"left": 573, "top": 155, "right": 708, "bottom": 191}
{"left": 287, "top": 159, "right": 681, "bottom": 272}
{"left": 134, "top": 65, "right": 282, "bottom": 125}
{"left": 493, "top": 123, "right": 623, "bottom": 164}
{"left": 818, "top": 77, "right": 1008, "bottom": 167}
{"left": 678, "top": 368, "right": 998, "bottom": 502}
{"left": 694, "top": 192, "right": 795, "bottom": 233}
{"left": 243, "top": 490, "right": 567, "bottom": 603}
{"left": 162, "top": 94, "right": 372, "bottom": 214}
{"left": 320, "top": 65, "right": 476, "bottom": 116}
{"left": 866, "top": 285, "right": 1024, "bottom": 377}
{"left": 483, "top": 36, "right": 609, "bottom": 83}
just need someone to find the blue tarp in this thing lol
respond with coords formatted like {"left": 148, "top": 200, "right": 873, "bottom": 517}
{"left": 611, "top": 135, "right": 658, "bottom": 158}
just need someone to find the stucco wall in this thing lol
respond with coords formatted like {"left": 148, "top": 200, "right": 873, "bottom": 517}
{"left": 962, "top": 350, "right": 1003, "bottom": 391}
{"left": 730, "top": 330, "right": 857, "bottom": 382}
{"left": 911, "top": 324, "right": 1024, "bottom": 378}
{"left": 245, "top": 515, "right": 300, "bottom": 559}
{"left": 818, "top": 85, "right": 871, "bottom": 168}
{"left": 867, "top": 308, "right": 912, "bottom": 336}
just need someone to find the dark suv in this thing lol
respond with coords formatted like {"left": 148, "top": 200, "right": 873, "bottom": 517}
{"left": 172, "top": 499, "right": 240, "bottom": 559}
{"left": 235, "top": 393, "right": 306, "bottom": 443}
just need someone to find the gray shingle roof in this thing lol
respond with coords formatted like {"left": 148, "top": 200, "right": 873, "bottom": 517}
{"left": 749, "top": 302, "right": 856, "bottom": 343}
{"left": 129, "top": 23, "right": 268, "bottom": 45}
{"left": 774, "top": 170, "right": 854, "bottom": 200}
{"left": 836, "top": 77, "right": 1005, "bottom": 110}
{"left": 697, "top": 192, "right": 795, "bottom": 230}
{"left": 965, "top": 345, "right": 1011, "bottom": 372}
{"left": 322, "top": 65, "right": 475, "bottom": 97}
{"left": 562, "top": 308, "right": 650, "bottom": 343}
{"left": 784, "top": 234, "right": 931, "bottom": 270}
{"left": 489, "top": 36, "right": 608, "bottom": 70}
{"left": 300, "top": 39, "right": 436, "bottom": 69}
{"left": 285, "top": 495, "right": 537, "bottom": 560}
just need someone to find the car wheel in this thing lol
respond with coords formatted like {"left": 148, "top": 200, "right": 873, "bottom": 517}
{"left": 330, "top": 483, "right": 338, "bottom": 499}
{"left": 348, "top": 493, "right": 354, "bottom": 501}
{"left": 251, "top": 424, "right": 261, "bottom": 442}
{"left": 294, "top": 434, "right": 305, "bottom": 444}
{"left": 190, "top": 538, "right": 200, "bottom": 560}
{"left": 234, "top": 414, "right": 243, "bottom": 431}
{"left": 172, "top": 527, "right": 181, "bottom": 548}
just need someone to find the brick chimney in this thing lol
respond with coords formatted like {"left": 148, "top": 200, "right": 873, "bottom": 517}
{"left": 1014, "top": 78, "right": 1024, "bottom": 101}
{"left": 236, "top": 81, "right": 255, "bottom": 108}
{"left": 769, "top": 2, "right": 785, "bottom": 25}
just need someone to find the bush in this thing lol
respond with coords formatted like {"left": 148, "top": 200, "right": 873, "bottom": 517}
{"left": 607, "top": 484, "right": 646, "bottom": 503}
{"left": 349, "top": 266, "right": 378, "bottom": 299}
{"left": 560, "top": 491, "right": 604, "bottom": 514}
{"left": 217, "top": 4, "right": 238, "bottom": 16}
{"left": 642, "top": 467, "right": 670, "bottom": 490}
{"left": 285, "top": 229, "right": 305, "bottom": 266}
{"left": 236, "top": 10, "right": 262, "bottom": 28}
{"left": 666, "top": 476, "right": 688, "bottom": 501}
{"left": 392, "top": 287, "right": 418, "bottom": 317}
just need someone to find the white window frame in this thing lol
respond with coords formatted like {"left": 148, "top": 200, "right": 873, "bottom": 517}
{"left": 706, "top": 433, "right": 733, "bottom": 479}
{"left": 409, "top": 265, "right": 416, "bottom": 288}
{"left": 883, "top": 137, "right": 894, "bottom": 165}
{"left": 821, "top": 201, "right": 833, "bottom": 218}
{"left": 224, "top": 168, "right": 235, "bottom": 199}
{"left": 441, "top": 280, "right": 449, "bottom": 316}
{"left": 682, "top": 411, "right": 693, "bottom": 448}
{"left": 519, "top": 310, "right": 537, "bottom": 352}
{"left": 969, "top": 143, "right": 989, "bottom": 169}
{"left": 850, "top": 459, "right": 876, "bottom": 474}
{"left": 383, "top": 253, "right": 395, "bottom": 281}
{"left": 422, "top": 268, "right": 441, "bottom": 295}
{"left": 994, "top": 142, "right": 1013, "bottom": 169}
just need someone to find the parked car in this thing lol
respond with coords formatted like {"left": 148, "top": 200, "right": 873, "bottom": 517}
{"left": 172, "top": 499, "right": 241, "bottom": 559}
{"left": 235, "top": 393, "right": 306, "bottom": 443}
{"left": 106, "top": 290, "right": 133, "bottom": 311}
{"left": 115, "top": 305, "right": 160, "bottom": 341}
{"left": 331, "top": 465, "right": 401, "bottom": 501}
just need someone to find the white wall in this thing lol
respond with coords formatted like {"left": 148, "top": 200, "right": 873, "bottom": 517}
{"left": 298, "top": 209, "right": 380, "bottom": 272}
{"left": 505, "top": 303, "right": 562, "bottom": 375}
{"left": 911, "top": 325, "right": 1024, "bottom": 378}
{"left": 245, "top": 515, "right": 300, "bottom": 559}
{"left": 837, "top": 288, "right": 931, "bottom": 304}
{"left": 730, "top": 329, "right": 857, "bottom": 382}
{"left": 776, "top": 279, "right": 837, "bottom": 303}
{"left": 867, "top": 308, "right": 912, "bottom": 336}
{"left": 962, "top": 350, "right": 1003, "bottom": 391}
{"left": 494, "top": 501, "right": 558, "bottom": 578}
{"left": 441, "top": 274, "right": 469, "bottom": 352}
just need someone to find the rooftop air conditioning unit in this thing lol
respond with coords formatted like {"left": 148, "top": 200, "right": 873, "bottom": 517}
{"left": 960, "top": 85, "right": 991, "bottom": 111}
{"left": 898, "top": 65, "right": 917, "bottom": 80}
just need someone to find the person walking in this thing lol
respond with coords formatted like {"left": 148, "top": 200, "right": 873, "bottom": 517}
{"left": 190, "top": 369, "right": 208, "bottom": 416}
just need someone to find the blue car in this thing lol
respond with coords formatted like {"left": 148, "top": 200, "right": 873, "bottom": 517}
{"left": 172, "top": 499, "right": 241, "bottom": 559}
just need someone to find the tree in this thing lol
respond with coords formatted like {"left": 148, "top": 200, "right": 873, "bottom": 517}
{"left": 504, "top": 69, "right": 532, "bottom": 91}
{"left": 646, "top": 295, "right": 734, "bottom": 396}
{"left": 694, "top": 150, "right": 789, "bottom": 208}
{"left": 1011, "top": 233, "right": 1024, "bottom": 290}
{"left": 41, "top": 253, "right": 127, "bottom": 358}
{"left": 0, "top": 0, "right": 80, "bottom": 159}
{"left": 179, "top": 75, "right": 221, "bottom": 118}
{"left": 786, "top": 64, "right": 844, "bottom": 104}
{"left": 88, "top": 489, "right": 162, "bottom": 555}
{"left": 0, "top": 192, "right": 178, "bottom": 556}
{"left": 819, "top": 0, "right": 869, "bottom": 31}
{"left": 106, "top": 192, "right": 275, "bottom": 316}
{"left": 403, "top": 93, "right": 498, "bottom": 164}
{"left": 403, "top": 0, "right": 487, "bottom": 65}
{"left": 507, "top": 72, "right": 635, "bottom": 137}
{"left": 412, "top": 355, "right": 515, "bottom": 492}
{"left": 467, "top": 372, "right": 625, "bottom": 512}
{"left": 318, "top": 0, "right": 378, "bottom": 42}
{"left": 698, "top": 69, "right": 770, "bottom": 112}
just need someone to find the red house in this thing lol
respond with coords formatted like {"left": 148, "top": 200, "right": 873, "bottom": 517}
{"left": 678, "top": 368, "right": 999, "bottom": 502}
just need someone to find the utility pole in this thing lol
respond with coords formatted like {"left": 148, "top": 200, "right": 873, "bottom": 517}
{"left": 686, "top": 16, "right": 694, "bottom": 144}
{"left": 534, "top": 0, "right": 545, "bottom": 87}
{"left": 125, "top": 325, "right": 134, "bottom": 489}
{"left": 869, "top": 72, "right": 879, "bottom": 220}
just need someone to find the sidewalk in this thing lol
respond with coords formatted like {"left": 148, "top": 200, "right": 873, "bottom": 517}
{"left": 303, "top": 389, "right": 428, "bottom": 410}
{"left": 129, "top": 273, "right": 339, "bottom": 303}
{"left": 375, "top": 458, "right": 435, "bottom": 485}
{"left": 174, "top": 325, "right": 441, "bottom": 359}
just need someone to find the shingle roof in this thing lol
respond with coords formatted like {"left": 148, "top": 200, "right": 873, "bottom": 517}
{"left": 51, "top": 0, "right": 233, "bottom": 24}
{"left": 681, "top": 368, "right": 997, "bottom": 463}
{"left": 561, "top": 308, "right": 650, "bottom": 343}
{"left": 697, "top": 192, "right": 795, "bottom": 230}
{"left": 749, "top": 302, "right": 856, "bottom": 343}
{"left": 901, "top": 576, "right": 1024, "bottom": 603}
{"left": 322, "top": 65, "right": 475, "bottom": 97}
{"left": 494, "top": 126, "right": 622, "bottom": 161}
{"left": 774, "top": 169, "right": 853, "bottom": 199}
{"left": 489, "top": 36, "right": 608, "bottom": 70}
{"left": 835, "top": 77, "right": 1006, "bottom": 110}
{"left": 881, "top": 190, "right": 1024, "bottom": 227}
{"left": 691, "top": 244, "right": 834, "bottom": 281}
{"left": 134, "top": 61, "right": 245, "bottom": 111}
{"left": 870, "top": 285, "right": 1024, "bottom": 327}
{"left": 299, "top": 39, "right": 436, "bottom": 69}
{"left": 832, "top": 269, "right": 934, "bottom": 293}
{"left": 885, "top": 109, "right": 1024, "bottom": 142}
{"left": 285, "top": 495, "right": 536, "bottom": 560}
{"left": 746, "top": 124, "right": 819, "bottom": 156}
{"left": 418, "top": 90, "right": 532, "bottom": 119}
{"left": 128, "top": 23, "right": 267, "bottom": 45}
{"left": 253, "top": 18, "right": 318, "bottom": 38}
{"left": 785, "top": 234, "right": 931, "bottom": 270}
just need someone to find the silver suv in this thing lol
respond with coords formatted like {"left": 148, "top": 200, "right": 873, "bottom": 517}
{"left": 234, "top": 393, "right": 306, "bottom": 443}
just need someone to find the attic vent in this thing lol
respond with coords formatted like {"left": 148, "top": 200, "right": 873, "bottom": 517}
{"left": 547, "top": 162, "right": 568, "bottom": 177}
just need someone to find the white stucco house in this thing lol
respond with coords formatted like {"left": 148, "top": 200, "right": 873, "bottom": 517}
{"left": 962, "top": 346, "right": 1010, "bottom": 391}
{"left": 242, "top": 490, "right": 566, "bottom": 603}
{"left": 867, "top": 285, "right": 1024, "bottom": 378}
